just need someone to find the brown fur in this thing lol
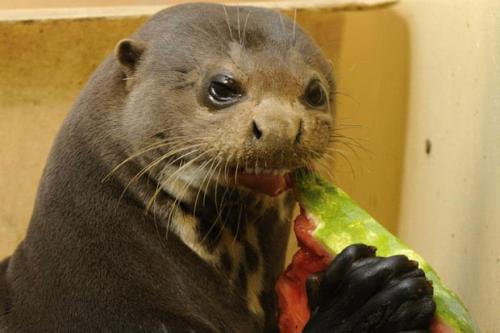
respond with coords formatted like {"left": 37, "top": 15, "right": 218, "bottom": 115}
{"left": 0, "top": 3, "right": 335, "bottom": 332}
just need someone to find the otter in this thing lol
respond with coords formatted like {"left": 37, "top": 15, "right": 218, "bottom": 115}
{"left": 0, "top": 3, "right": 435, "bottom": 332}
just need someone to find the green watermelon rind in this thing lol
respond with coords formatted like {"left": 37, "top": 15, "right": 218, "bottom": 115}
{"left": 294, "top": 171, "right": 480, "bottom": 333}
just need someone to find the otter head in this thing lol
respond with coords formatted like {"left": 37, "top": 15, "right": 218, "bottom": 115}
{"left": 114, "top": 4, "right": 335, "bottom": 197}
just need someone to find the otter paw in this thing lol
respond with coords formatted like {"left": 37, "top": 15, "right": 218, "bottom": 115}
{"left": 304, "top": 244, "right": 436, "bottom": 333}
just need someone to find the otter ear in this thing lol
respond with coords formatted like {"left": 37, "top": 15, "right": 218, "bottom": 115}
{"left": 115, "top": 39, "right": 147, "bottom": 76}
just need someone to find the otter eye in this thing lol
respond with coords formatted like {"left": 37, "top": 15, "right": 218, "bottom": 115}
{"left": 303, "top": 79, "right": 327, "bottom": 109}
{"left": 207, "top": 74, "right": 243, "bottom": 108}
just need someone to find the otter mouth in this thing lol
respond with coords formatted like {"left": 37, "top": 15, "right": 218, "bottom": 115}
{"left": 232, "top": 168, "right": 292, "bottom": 196}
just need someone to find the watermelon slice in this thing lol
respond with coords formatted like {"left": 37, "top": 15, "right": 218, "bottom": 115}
{"left": 276, "top": 170, "right": 479, "bottom": 333}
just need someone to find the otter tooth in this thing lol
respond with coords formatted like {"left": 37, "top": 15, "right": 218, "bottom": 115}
{"left": 254, "top": 166, "right": 262, "bottom": 175}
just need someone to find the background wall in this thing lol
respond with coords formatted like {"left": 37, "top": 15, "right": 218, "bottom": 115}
{"left": 395, "top": 1, "right": 500, "bottom": 331}
{"left": 0, "top": 0, "right": 498, "bottom": 331}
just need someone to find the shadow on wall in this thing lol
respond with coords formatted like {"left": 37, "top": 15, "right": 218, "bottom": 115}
{"left": 299, "top": 8, "right": 411, "bottom": 234}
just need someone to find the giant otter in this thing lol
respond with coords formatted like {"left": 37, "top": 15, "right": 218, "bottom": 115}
{"left": 0, "top": 3, "right": 434, "bottom": 332}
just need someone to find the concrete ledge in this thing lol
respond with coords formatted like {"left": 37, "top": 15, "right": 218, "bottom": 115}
{"left": 0, "top": 0, "right": 396, "bottom": 22}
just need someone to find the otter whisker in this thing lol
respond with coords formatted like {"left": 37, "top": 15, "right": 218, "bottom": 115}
{"left": 325, "top": 147, "right": 356, "bottom": 180}
{"left": 200, "top": 152, "right": 221, "bottom": 209}
{"left": 125, "top": 144, "right": 203, "bottom": 189}
{"left": 307, "top": 149, "right": 334, "bottom": 176}
{"left": 219, "top": 152, "right": 235, "bottom": 216}
{"left": 192, "top": 157, "right": 215, "bottom": 217}
{"left": 198, "top": 174, "right": 238, "bottom": 252}
{"left": 200, "top": 153, "right": 221, "bottom": 206}
{"left": 333, "top": 124, "right": 364, "bottom": 131}
{"left": 292, "top": 9, "right": 297, "bottom": 47}
{"left": 213, "top": 161, "right": 223, "bottom": 209}
{"left": 212, "top": 160, "right": 234, "bottom": 226}
{"left": 211, "top": 154, "right": 227, "bottom": 209}
{"left": 222, "top": 5, "right": 233, "bottom": 40}
{"left": 151, "top": 167, "right": 163, "bottom": 225}
{"left": 334, "top": 118, "right": 363, "bottom": 126}
{"left": 167, "top": 158, "right": 211, "bottom": 215}
{"left": 149, "top": 123, "right": 212, "bottom": 137}
{"left": 237, "top": 7, "right": 241, "bottom": 44}
{"left": 326, "top": 144, "right": 361, "bottom": 158}
{"left": 103, "top": 140, "right": 179, "bottom": 182}
{"left": 323, "top": 156, "right": 341, "bottom": 178}
{"left": 313, "top": 157, "right": 336, "bottom": 181}
{"left": 333, "top": 90, "right": 361, "bottom": 107}
{"left": 277, "top": 10, "right": 286, "bottom": 36}
{"left": 104, "top": 138, "right": 204, "bottom": 182}
{"left": 148, "top": 148, "right": 215, "bottom": 213}
{"left": 330, "top": 137, "right": 362, "bottom": 151}
{"left": 162, "top": 158, "right": 213, "bottom": 243}
{"left": 234, "top": 158, "right": 240, "bottom": 184}
{"left": 231, "top": 202, "right": 244, "bottom": 246}
{"left": 209, "top": 158, "right": 225, "bottom": 194}
{"left": 241, "top": 11, "right": 252, "bottom": 49}
{"left": 206, "top": 20, "right": 229, "bottom": 50}
{"left": 118, "top": 145, "right": 204, "bottom": 209}
{"left": 187, "top": 23, "right": 214, "bottom": 40}
{"left": 146, "top": 156, "right": 205, "bottom": 211}
{"left": 331, "top": 135, "right": 372, "bottom": 156}
{"left": 329, "top": 137, "right": 362, "bottom": 160}
{"left": 156, "top": 145, "right": 209, "bottom": 174}
{"left": 151, "top": 149, "right": 217, "bottom": 241}
{"left": 194, "top": 158, "right": 225, "bottom": 245}
{"left": 214, "top": 184, "right": 237, "bottom": 246}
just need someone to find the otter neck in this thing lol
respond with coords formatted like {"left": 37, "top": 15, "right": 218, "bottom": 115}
{"left": 126, "top": 161, "right": 295, "bottom": 321}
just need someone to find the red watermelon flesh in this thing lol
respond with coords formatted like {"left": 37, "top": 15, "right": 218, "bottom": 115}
{"left": 275, "top": 212, "right": 332, "bottom": 333}
{"left": 276, "top": 212, "right": 460, "bottom": 333}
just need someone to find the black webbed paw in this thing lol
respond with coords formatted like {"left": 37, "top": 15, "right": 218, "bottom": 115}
{"left": 304, "top": 244, "right": 436, "bottom": 333}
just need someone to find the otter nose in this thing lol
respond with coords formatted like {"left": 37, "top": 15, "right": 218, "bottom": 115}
{"left": 251, "top": 117, "right": 303, "bottom": 144}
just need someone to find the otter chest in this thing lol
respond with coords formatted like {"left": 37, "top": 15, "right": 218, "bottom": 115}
{"left": 163, "top": 183, "right": 292, "bottom": 320}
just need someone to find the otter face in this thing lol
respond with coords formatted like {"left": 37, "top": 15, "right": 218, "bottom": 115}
{"left": 116, "top": 4, "right": 335, "bottom": 195}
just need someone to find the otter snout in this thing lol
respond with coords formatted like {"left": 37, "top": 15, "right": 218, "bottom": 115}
{"left": 251, "top": 107, "right": 304, "bottom": 146}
